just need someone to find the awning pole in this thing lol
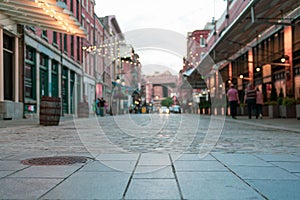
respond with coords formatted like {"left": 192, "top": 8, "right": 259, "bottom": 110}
{"left": 251, "top": 6, "right": 255, "bottom": 23}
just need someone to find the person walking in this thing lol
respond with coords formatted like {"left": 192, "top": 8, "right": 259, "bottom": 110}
{"left": 244, "top": 83, "right": 257, "bottom": 119}
{"left": 256, "top": 88, "right": 264, "bottom": 119}
{"left": 95, "top": 98, "right": 100, "bottom": 115}
{"left": 227, "top": 84, "right": 240, "bottom": 119}
{"left": 99, "top": 97, "right": 106, "bottom": 117}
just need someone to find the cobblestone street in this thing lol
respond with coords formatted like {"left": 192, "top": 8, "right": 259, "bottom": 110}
{"left": 1, "top": 114, "right": 299, "bottom": 155}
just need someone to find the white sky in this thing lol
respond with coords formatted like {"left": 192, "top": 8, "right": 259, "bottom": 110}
{"left": 94, "top": 0, "right": 227, "bottom": 75}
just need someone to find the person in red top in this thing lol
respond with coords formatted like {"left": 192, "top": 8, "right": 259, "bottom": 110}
{"left": 256, "top": 88, "right": 264, "bottom": 119}
{"left": 227, "top": 84, "right": 240, "bottom": 119}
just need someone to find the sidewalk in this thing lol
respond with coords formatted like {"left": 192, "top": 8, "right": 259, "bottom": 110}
{"left": 226, "top": 116, "right": 300, "bottom": 133}
{"left": 0, "top": 152, "right": 299, "bottom": 199}
{"left": 0, "top": 115, "right": 299, "bottom": 199}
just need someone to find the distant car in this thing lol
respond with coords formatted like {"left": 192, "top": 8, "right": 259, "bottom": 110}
{"left": 172, "top": 105, "right": 181, "bottom": 113}
{"left": 159, "top": 106, "right": 170, "bottom": 114}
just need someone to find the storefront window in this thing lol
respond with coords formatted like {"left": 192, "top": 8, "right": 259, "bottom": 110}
{"left": 25, "top": 46, "right": 36, "bottom": 99}
{"left": 40, "top": 53, "right": 48, "bottom": 97}
{"left": 51, "top": 61, "right": 59, "bottom": 97}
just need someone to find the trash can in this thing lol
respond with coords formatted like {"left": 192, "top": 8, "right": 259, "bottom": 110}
{"left": 40, "top": 96, "right": 61, "bottom": 126}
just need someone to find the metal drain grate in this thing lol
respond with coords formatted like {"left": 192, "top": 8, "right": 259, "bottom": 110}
{"left": 21, "top": 156, "right": 89, "bottom": 166}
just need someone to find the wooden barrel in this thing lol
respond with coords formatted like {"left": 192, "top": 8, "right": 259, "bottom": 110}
{"left": 40, "top": 96, "right": 61, "bottom": 126}
{"left": 78, "top": 102, "right": 89, "bottom": 118}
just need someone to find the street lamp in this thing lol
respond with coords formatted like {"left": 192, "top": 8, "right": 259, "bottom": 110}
{"left": 110, "top": 75, "right": 126, "bottom": 115}
{"left": 239, "top": 74, "right": 252, "bottom": 80}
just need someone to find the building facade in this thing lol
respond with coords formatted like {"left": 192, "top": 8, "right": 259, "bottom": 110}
{"left": 0, "top": 0, "right": 86, "bottom": 120}
{"left": 0, "top": 0, "right": 135, "bottom": 120}
{"left": 185, "top": 0, "right": 300, "bottom": 108}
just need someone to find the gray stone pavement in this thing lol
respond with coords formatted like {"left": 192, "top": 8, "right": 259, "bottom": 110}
{"left": 0, "top": 114, "right": 299, "bottom": 199}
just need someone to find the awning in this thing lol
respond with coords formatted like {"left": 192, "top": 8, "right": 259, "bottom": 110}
{"left": 0, "top": 0, "right": 86, "bottom": 37}
{"left": 182, "top": 67, "right": 195, "bottom": 77}
{"left": 200, "top": 0, "right": 300, "bottom": 67}
{"left": 182, "top": 68, "right": 207, "bottom": 89}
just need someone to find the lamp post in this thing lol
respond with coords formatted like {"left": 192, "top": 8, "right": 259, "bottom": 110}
{"left": 110, "top": 75, "right": 120, "bottom": 115}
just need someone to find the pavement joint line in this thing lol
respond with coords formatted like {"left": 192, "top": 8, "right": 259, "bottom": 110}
{"left": 122, "top": 153, "right": 141, "bottom": 199}
{"left": 0, "top": 165, "right": 31, "bottom": 180}
{"left": 210, "top": 153, "right": 269, "bottom": 200}
{"left": 169, "top": 154, "right": 184, "bottom": 200}
{"left": 37, "top": 159, "right": 91, "bottom": 200}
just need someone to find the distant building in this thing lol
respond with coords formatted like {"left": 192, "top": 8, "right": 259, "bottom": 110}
{"left": 143, "top": 71, "right": 178, "bottom": 107}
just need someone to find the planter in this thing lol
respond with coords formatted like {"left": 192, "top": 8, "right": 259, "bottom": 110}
{"left": 262, "top": 105, "right": 269, "bottom": 116}
{"left": 279, "top": 105, "right": 296, "bottom": 118}
{"left": 268, "top": 105, "right": 279, "bottom": 118}
{"left": 40, "top": 96, "right": 61, "bottom": 126}
{"left": 239, "top": 106, "right": 248, "bottom": 116}
{"left": 296, "top": 104, "right": 300, "bottom": 120}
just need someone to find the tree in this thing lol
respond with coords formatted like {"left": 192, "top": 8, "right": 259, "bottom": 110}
{"left": 161, "top": 97, "right": 173, "bottom": 107}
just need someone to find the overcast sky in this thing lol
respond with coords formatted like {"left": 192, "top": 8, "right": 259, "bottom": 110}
{"left": 94, "top": 0, "right": 227, "bottom": 75}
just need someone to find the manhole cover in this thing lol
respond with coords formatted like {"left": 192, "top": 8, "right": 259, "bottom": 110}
{"left": 21, "top": 156, "right": 89, "bottom": 166}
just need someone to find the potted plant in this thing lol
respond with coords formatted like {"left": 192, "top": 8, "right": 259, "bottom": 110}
{"left": 296, "top": 99, "right": 300, "bottom": 120}
{"left": 280, "top": 97, "right": 296, "bottom": 118}
{"left": 268, "top": 85, "right": 279, "bottom": 118}
{"left": 262, "top": 103, "right": 269, "bottom": 116}
{"left": 239, "top": 103, "right": 247, "bottom": 116}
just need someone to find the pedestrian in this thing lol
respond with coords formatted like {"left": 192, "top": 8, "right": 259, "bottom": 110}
{"left": 256, "top": 88, "right": 264, "bottom": 119}
{"left": 95, "top": 98, "right": 100, "bottom": 115}
{"left": 244, "top": 83, "right": 257, "bottom": 119}
{"left": 92, "top": 99, "right": 97, "bottom": 114}
{"left": 99, "top": 97, "right": 106, "bottom": 116}
{"left": 227, "top": 84, "right": 240, "bottom": 119}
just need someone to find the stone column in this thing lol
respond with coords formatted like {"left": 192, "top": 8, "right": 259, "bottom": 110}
{"left": 67, "top": 69, "right": 71, "bottom": 114}
{"left": 284, "top": 26, "right": 293, "bottom": 97}
{"left": 74, "top": 73, "right": 78, "bottom": 116}
{"left": 248, "top": 49, "right": 254, "bottom": 85}
{"left": 0, "top": 28, "right": 3, "bottom": 101}
{"left": 36, "top": 52, "right": 40, "bottom": 115}
{"left": 58, "top": 62, "right": 62, "bottom": 98}
{"left": 48, "top": 59, "right": 52, "bottom": 97}
{"left": 14, "top": 36, "right": 19, "bottom": 102}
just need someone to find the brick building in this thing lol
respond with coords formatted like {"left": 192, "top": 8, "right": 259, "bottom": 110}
{"left": 183, "top": 0, "right": 300, "bottom": 115}
{"left": 0, "top": 0, "right": 141, "bottom": 120}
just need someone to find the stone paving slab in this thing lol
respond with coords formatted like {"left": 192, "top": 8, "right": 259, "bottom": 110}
{"left": 171, "top": 153, "right": 215, "bottom": 161}
{"left": 176, "top": 171, "right": 264, "bottom": 200}
{"left": 0, "top": 178, "right": 62, "bottom": 199}
{"left": 125, "top": 179, "right": 181, "bottom": 199}
{"left": 255, "top": 154, "right": 300, "bottom": 162}
{"left": 0, "top": 171, "right": 14, "bottom": 178}
{"left": 212, "top": 153, "right": 273, "bottom": 166}
{"left": 229, "top": 166, "right": 299, "bottom": 180}
{"left": 95, "top": 160, "right": 137, "bottom": 172}
{"left": 270, "top": 161, "right": 300, "bottom": 173}
{"left": 0, "top": 160, "right": 28, "bottom": 171}
{"left": 247, "top": 179, "right": 300, "bottom": 200}
{"left": 80, "top": 160, "right": 118, "bottom": 172}
{"left": 9, "top": 165, "right": 81, "bottom": 178}
{"left": 134, "top": 165, "right": 174, "bottom": 178}
{"left": 42, "top": 172, "right": 131, "bottom": 200}
{"left": 174, "top": 160, "right": 228, "bottom": 172}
